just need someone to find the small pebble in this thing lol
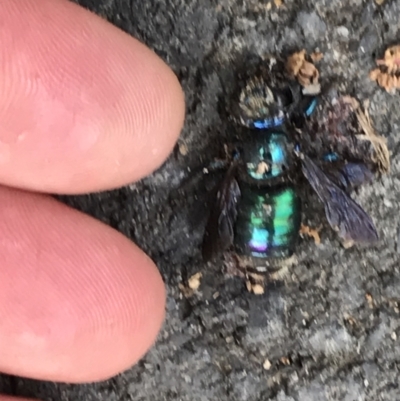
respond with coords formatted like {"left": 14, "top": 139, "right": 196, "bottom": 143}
{"left": 336, "top": 26, "right": 349, "bottom": 38}
{"left": 188, "top": 272, "right": 202, "bottom": 290}
{"left": 296, "top": 11, "right": 326, "bottom": 42}
{"left": 178, "top": 142, "right": 189, "bottom": 156}
{"left": 263, "top": 359, "right": 272, "bottom": 370}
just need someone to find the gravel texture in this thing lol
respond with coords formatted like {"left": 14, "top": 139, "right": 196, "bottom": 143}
{"left": 2, "top": 0, "right": 400, "bottom": 400}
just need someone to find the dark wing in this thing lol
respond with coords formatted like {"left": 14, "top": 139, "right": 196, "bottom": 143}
{"left": 326, "top": 162, "right": 374, "bottom": 191}
{"left": 301, "top": 155, "right": 379, "bottom": 244}
{"left": 338, "top": 163, "right": 374, "bottom": 189}
{"left": 202, "top": 163, "right": 241, "bottom": 262}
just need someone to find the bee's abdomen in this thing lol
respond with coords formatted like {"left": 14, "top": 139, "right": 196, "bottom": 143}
{"left": 234, "top": 184, "right": 301, "bottom": 260}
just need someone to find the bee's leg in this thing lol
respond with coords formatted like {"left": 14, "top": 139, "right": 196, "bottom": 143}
{"left": 223, "top": 253, "right": 297, "bottom": 295}
{"left": 223, "top": 253, "right": 266, "bottom": 294}
{"left": 245, "top": 268, "right": 267, "bottom": 295}
{"left": 202, "top": 158, "right": 230, "bottom": 175}
{"left": 268, "top": 255, "right": 297, "bottom": 281}
{"left": 203, "top": 143, "right": 242, "bottom": 175}
{"left": 245, "top": 258, "right": 297, "bottom": 295}
{"left": 223, "top": 252, "right": 247, "bottom": 279}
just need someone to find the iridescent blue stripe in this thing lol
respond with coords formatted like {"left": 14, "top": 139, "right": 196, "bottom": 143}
{"left": 269, "top": 137, "right": 285, "bottom": 177}
{"left": 249, "top": 227, "right": 269, "bottom": 252}
{"left": 323, "top": 152, "right": 339, "bottom": 162}
{"left": 252, "top": 115, "right": 285, "bottom": 129}
{"left": 305, "top": 97, "right": 317, "bottom": 116}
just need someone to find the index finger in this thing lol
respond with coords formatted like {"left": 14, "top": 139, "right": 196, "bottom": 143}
{"left": 0, "top": 0, "right": 185, "bottom": 194}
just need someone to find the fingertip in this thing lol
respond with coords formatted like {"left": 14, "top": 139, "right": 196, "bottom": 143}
{"left": 0, "top": 0, "right": 185, "bottom": 193}
{"left": 0, "top": 397, "right": 38, "bottom": 401}
{"left": 0, "top": 187, "right": 166, "bottom": 382}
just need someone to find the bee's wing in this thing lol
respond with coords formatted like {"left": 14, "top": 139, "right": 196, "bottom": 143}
{"left": 202, "top": 163, "right": 241, "bottom": 262}
{"left": 326, "top": 162, "right": 374, "bottom": 191}
{"left": 301, "top": 155, "right": 379, "bottom": 244}
{"left": 338, "top": 162, "right": 375, "bottom": 189}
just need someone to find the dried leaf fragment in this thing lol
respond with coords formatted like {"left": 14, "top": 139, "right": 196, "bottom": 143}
{"left": 299, "top": 224, "right": 321, "bottom": 245}
{"left": 355, "top": 101, "right": 390, "bottom": 174}
{"left": 286, "top": 49, "right": 306, "bottom": 77}
{"left": 370, "top": 44, "right": 400, "bottom": 91}
{"left": 369, "top": 68, "right": 400, "bottom": 92}
{"left": 246, "top": 271, "right": 265, "bottom": 295}
{"left": 179, "top": 272, "right": 203, "bottom": 297}
{"left": 280, "top": 356, "right": 290, "bottom": 365}
{"left": 188, "top": 272, "right": 202, "bottom": 290}
{"left": 369, "top": 68, "right": 380, "bottom": 81}
{"left": 365, "top": 293, "right": 374, "bottom": 309}
{"left": 246, "top": 280, "right": 265, "bottom": 295}
{"left": 339, "top": 96, "right": 390, "bottom": 174}
{"left": 376, "top": 45, "right": 400, "bottom": 74}
{"left": 252, "top": 283, "right": 265, "bottom": 295}
{"left": 286, "top": 49, "right": 321, "bottom": 93}
{"left": 310, "top": 51, "right": 324, "bottom": 63}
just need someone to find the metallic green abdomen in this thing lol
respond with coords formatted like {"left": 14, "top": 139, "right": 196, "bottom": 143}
{"left": 234, "top": 184, "right": 301, "bottom": 259}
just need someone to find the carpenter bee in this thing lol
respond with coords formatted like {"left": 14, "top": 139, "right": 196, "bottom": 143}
{"left": 202, "top": 129, "right": 302, "bottom": 275}
{"left": 202, "top": 58, "right": 384, "bottom": 278}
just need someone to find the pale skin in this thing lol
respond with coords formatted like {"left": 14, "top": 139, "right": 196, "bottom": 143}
{"left": 0, "top": 1, "right": 185, "bottom": 399}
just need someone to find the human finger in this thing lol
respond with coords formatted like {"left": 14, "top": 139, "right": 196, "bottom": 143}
{"left": 0, "top": 186, "right": 166, "bottom": 382}
{"left": 0, "top": 0, "right": 184, "bottom": 194}
{"left": 0, "top": 397, "right": 37, "bottom": 401}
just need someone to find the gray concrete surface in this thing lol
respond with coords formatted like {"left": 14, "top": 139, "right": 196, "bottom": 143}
{"left": 2, "top": 0, "right": 400, "bottom": 400}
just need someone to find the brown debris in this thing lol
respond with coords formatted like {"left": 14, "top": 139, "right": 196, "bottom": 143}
{"left": 299, "top": 224, "right": 321, "bottom": 245}
{"left": 269, "top": 257, "right": 295, "bottom": 281}
{"left": 178, "top": 141, "right": 189, "bottom": 156}
{"left": 338, "top": 96, "right": 390, "bottom": 174}
{"left": 246, "top": 282, "right": 265, "bottom": 295}
{"left": 178, "top": 283, "right": 193, "bottom": 298}
{"left": 365, "top": 293, "right": 375, "bottom": 309}
{"left": 286, "top": 50, "right": 306, "bottom": 78}
{"left": 310, "top": 51, "right": 324, "bottom": 63}
{"left": 341, "top": 239, "right": 355, "bottom": 249}
{"left": 357, "top": 112, "right": 390, "bottom": 173}
{"left": 343, "top": 314, "right": 358, "bottom": 327}
{"left": 369, "top": 68, "right": 400, "bottom": 92}
{"left": 179, "top": 272, "right": 202, "bottom": 297}
{"left": 370, "top": 45, "right": 400, "bottom": 92}
{"left": 280, "top": 356, "right": 291, "bottom": 366}
{"left": 286, "top": 49, "right": 322, "bottom": 93}
{"left": 246, "top": 271, "right": 265, "bottom": 295}
{"left": 377, "top": 45, "right": 400, "bottom": 74}
{"left": 188, "top": 272, "right": 202, "bottom": 290}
